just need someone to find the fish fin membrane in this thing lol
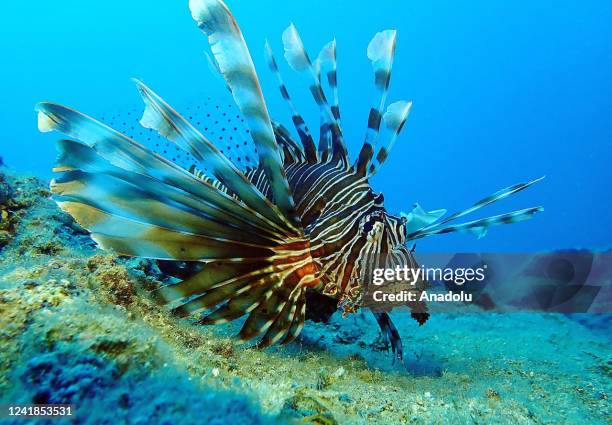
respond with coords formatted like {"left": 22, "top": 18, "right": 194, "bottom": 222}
{"left": 155, "top": 239, "right": 317, "bottom": 346}
{"left": 408, "top": 206, "right": 544, "bottom": 240}
{"left": 354, "top": 29, "right": 398, "bottom": 176}
{"left": 133, "top": 79, "right": 294, "bottom": 229}
{"left": 281, "top": 23, "right": 348, "bottom": 164}
{"left": 52, "top": 138, "right": 285, "bottom": 241}
{"left": 406, "top": 177, "right": 545, "bottom": 240}
{"left": 264, "top": 41, "right": 318, "bottom": 163}
{"left": 189, "top": 0, "right": 300, "bottom": 227}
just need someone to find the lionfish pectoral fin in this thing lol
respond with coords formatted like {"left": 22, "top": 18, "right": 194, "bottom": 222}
{"left": 401, "top": 204, "right": 447, "bottom": 236}
{"left": 190, "top": 0, "right": 300, "bottom": 227}
{"left": 153, "top": 238, "right": 315, "bottom": 346}
{"left": 37, "top": 101, "right": 299, "bottom": 263}
{"left": 405, "top": 177, "right": 545, "bottom": 240}
{"left": 132, "top": 78, "right": 296, "bottom": 232}
{"left": 49, "top": 137, "right": 285, "bottom": 241}
{"left": 237, "top": 286, "right": 291, "bottom": 343}
{"left": 255, "top": 286, "right": 305, "bottom": 348}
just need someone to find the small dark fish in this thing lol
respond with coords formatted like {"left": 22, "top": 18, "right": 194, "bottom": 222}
{"left": 35, "top": 0, "right": 543, "bottom": 361}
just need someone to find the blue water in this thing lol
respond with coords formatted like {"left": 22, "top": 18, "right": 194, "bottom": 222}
{"left": 1, "top": 0, "right": 611, "bottom": 252}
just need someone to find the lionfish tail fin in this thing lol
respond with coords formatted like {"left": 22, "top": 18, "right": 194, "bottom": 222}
{"left": 405, "top": 177, "right": 544, "bottom": 240}
{"left": 189, "top": 0, "right": 299, "bottom": 227}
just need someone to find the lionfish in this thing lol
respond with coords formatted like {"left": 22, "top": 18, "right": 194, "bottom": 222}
{"left": 36, "top": 0, "right": 543, "bottom": 360}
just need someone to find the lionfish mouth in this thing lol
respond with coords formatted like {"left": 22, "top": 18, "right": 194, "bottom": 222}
{"left": 35, "top": 0, "right": 543, "bottom": 358}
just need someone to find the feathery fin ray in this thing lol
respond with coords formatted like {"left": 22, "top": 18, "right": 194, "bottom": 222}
{"left": 407, "top": 206, "right": 544, "bottom": 240}
{"left": 369, "top": 100, "right": 412, "bottom": 175}
{"left": 264, "top": 41, "right": 318, "bottom": 162}
{"left": 132, "top": 78, "right": 294, "bottom": 230}
{"left": 282, "top": 23, "right": 348, "bottom": 164}
{"left": 355, "top": 29, "right": 397, "bottom": 175}
{"left": 51, "top": 138, "right": 285, "bottom": 241}
{"left": 405, "top": 177, "right": 545, "bottom": 240}
{"left": 189, "top": 0, "right": 299, "bottom": 227}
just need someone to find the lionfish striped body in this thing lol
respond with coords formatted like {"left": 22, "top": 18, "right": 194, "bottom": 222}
{"left": 247, "top": 160, "right": 414, "bottom": 311}
{"left": 36, "top": 0, "right": 543, "bottom": 360}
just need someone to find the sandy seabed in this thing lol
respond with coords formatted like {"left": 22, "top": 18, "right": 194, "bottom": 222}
{"left": 0, "top": 168, "right": 609, "bottom": 424}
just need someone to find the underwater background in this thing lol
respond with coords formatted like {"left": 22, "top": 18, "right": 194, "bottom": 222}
{"left": 2, "top": 0, "right": 612, "bottom": 251}
{"left": 0, "top": 0, "right": 610, "bottom": 424}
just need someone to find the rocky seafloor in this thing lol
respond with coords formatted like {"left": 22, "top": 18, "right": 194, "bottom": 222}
{"left": 0, "top": 167, "right": 609, "bottom": 424}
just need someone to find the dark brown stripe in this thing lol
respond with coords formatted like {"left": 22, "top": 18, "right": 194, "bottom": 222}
{"left": 374, "top": 69, "right": 391, "bottom": 90}
{"left": 367, "top": 108, "right": 382, "bottom": 130}
{"left": 327, "top": 70, "right": 337, "bottom": 87}
{"left": 280, "top": 85, "right": 290, "bottom": 99}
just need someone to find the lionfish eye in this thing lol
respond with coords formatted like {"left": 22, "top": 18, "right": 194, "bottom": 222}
{"left": 363, "top": 220, "right": 376, "bottom": 233}
{"left": 361, "top": 212, "right": 385, "bottom": 234}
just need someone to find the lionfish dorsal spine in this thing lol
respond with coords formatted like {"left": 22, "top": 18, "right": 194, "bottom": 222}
{"left": 264, "top": 41, "right": 318, "bottom": 163}
{"left": 355, "top": 29, "right": 398, "bottom": 176}
{"left": 272, "top": 122, "right": 307, "bottom": 164}
{"left": 281, "top": 23, "right": 348, "bottom": 165}
{"left": 315, "top": 39, "right": 341, "bottom": 163}
{"left": 368, "top": 100, "right": 413, "bottom": 176}
{"left": 189, "top": 0, "right": 300, "bottom": 228}
{"left": 316, "top": 39, "right": 341, "bottom": 124}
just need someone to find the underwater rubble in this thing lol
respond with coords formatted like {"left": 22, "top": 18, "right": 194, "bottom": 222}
{"left": 0, "top": 168, "right": 609, "bottom": 424}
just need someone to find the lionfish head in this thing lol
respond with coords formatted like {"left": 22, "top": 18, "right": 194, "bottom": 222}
{"left": 315, "top": 194, "right": 425, "bottom": 316}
